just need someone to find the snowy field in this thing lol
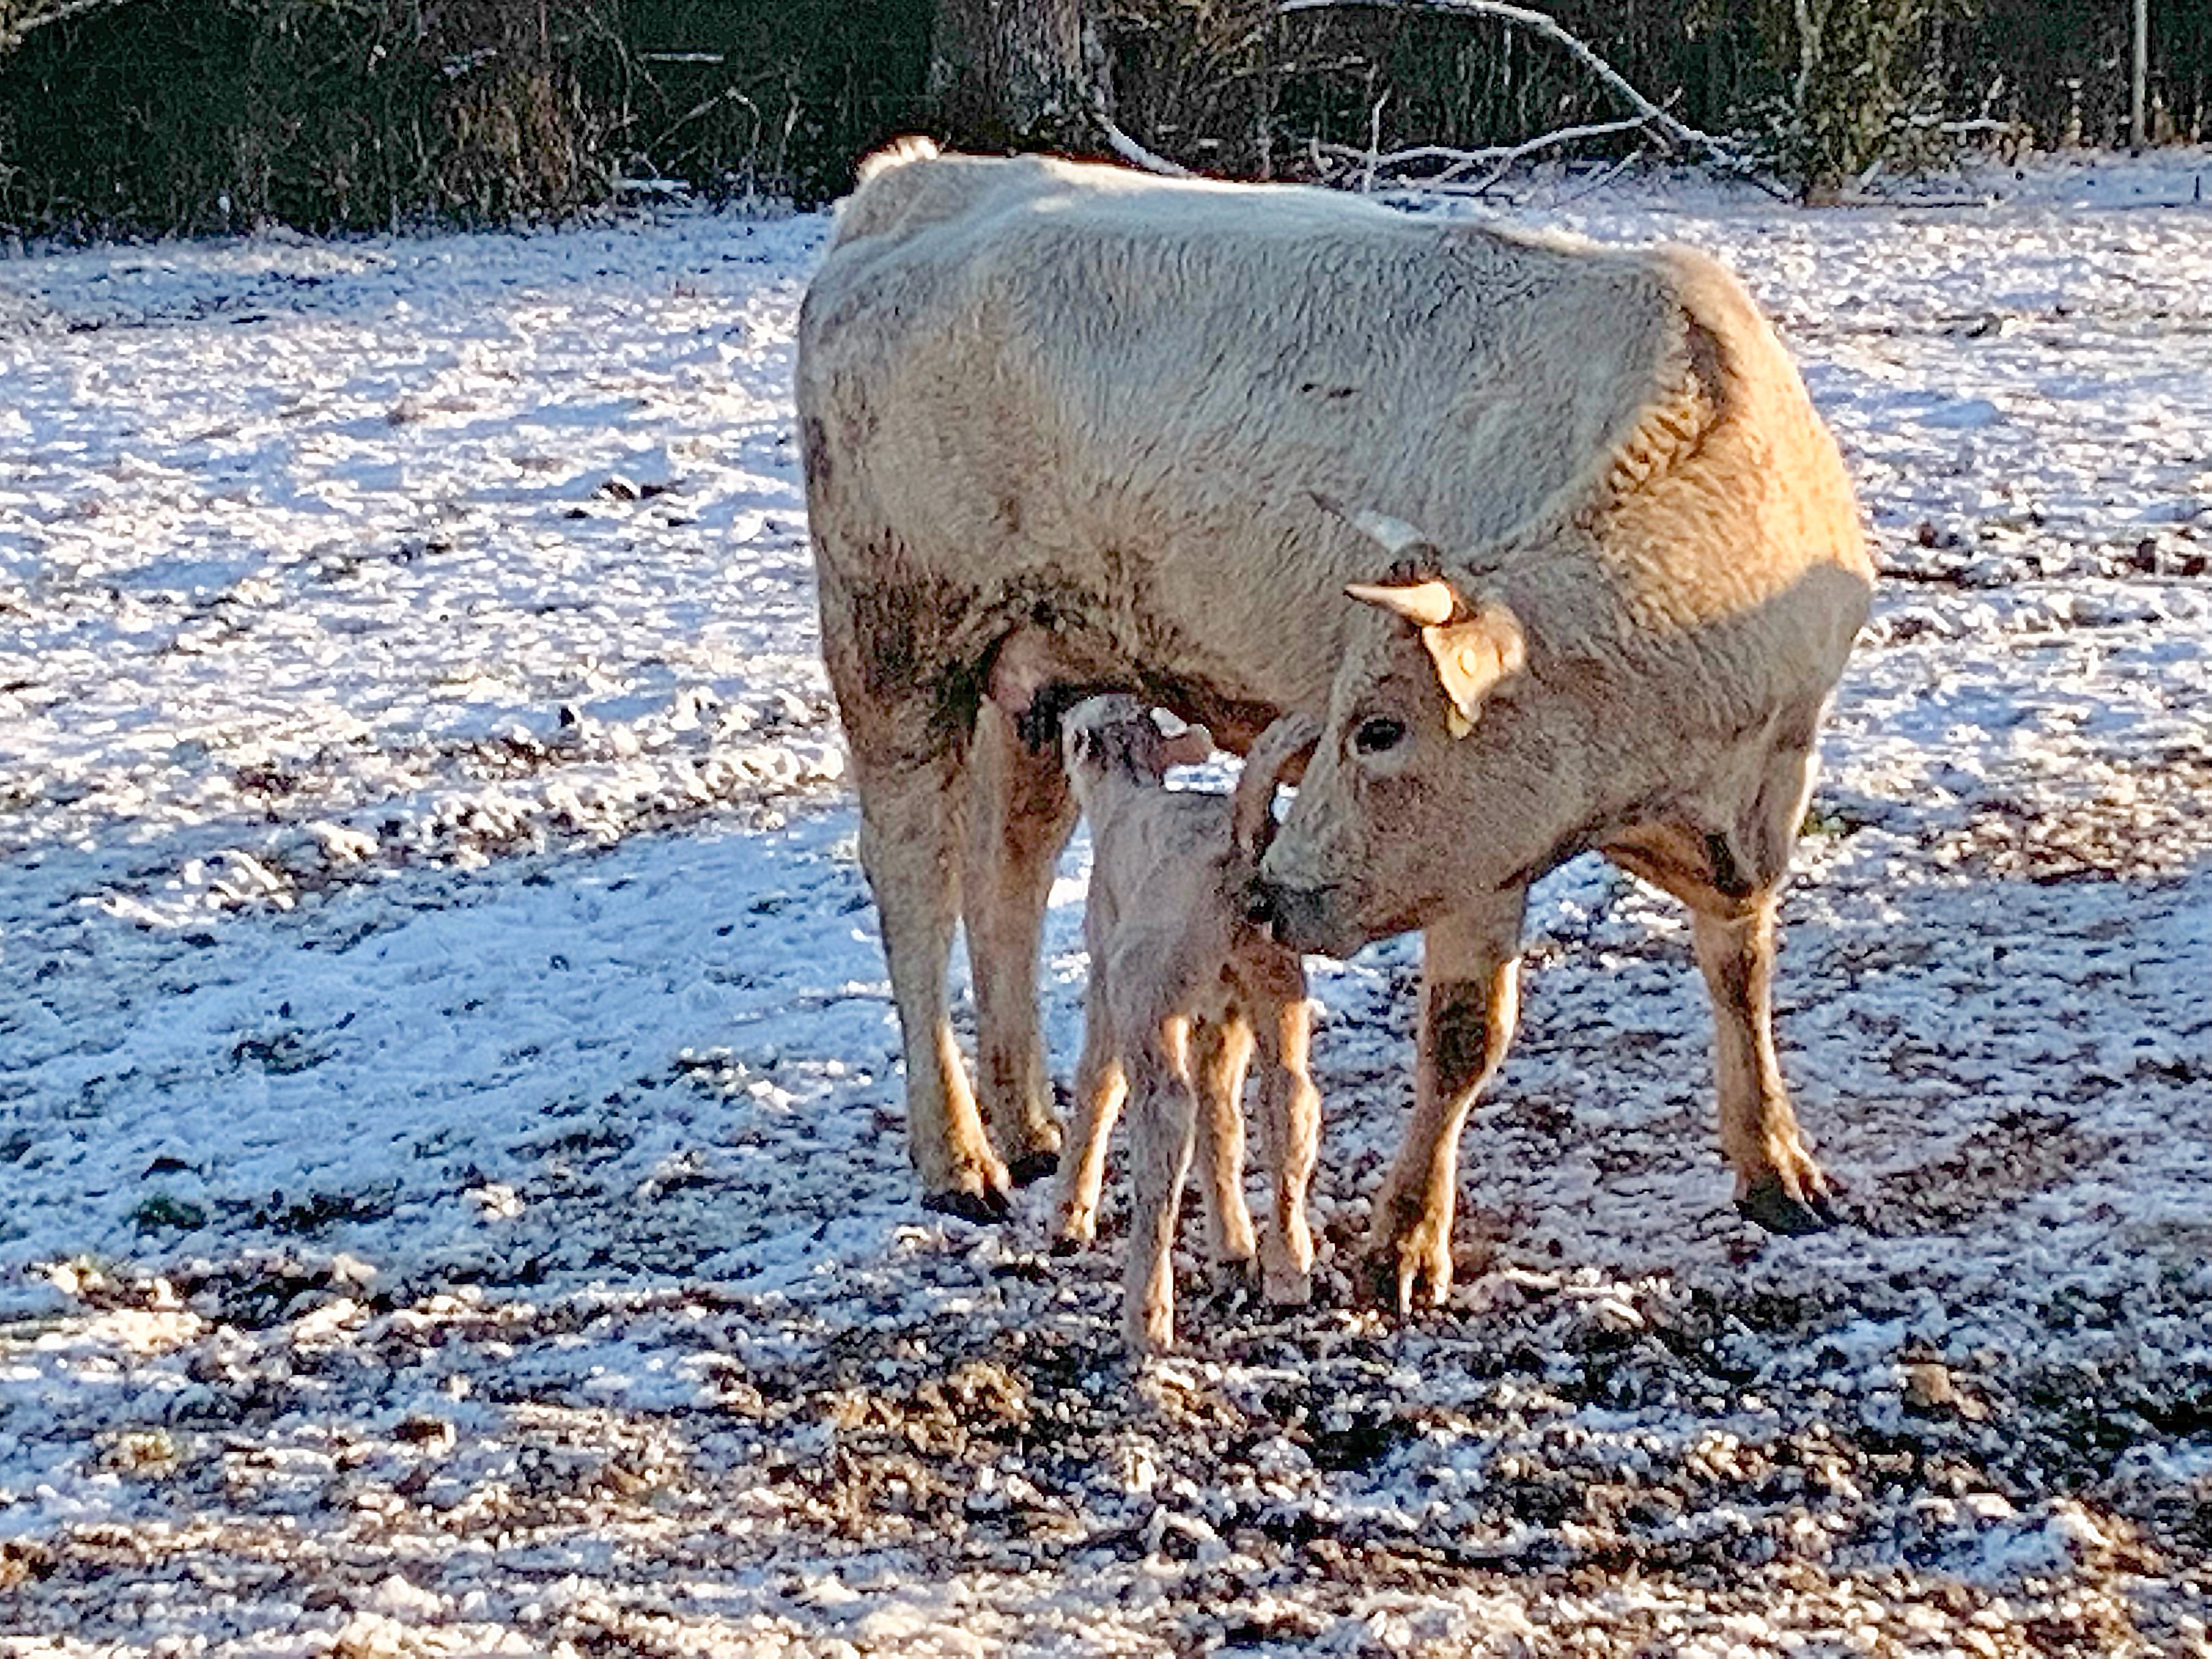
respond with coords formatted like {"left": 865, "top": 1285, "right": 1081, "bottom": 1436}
{"left": 1, "top": 150, "right": 2208, "bottom": 1655}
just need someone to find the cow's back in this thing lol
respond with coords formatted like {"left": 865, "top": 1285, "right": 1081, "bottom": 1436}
{"left": 805, "top": 148, "right": 1675, "bottom": 541}
{"left": 797, "top": 145, "right": 1863, "bottom": 748}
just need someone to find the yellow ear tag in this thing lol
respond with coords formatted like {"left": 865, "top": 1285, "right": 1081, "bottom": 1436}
{"left": 1419, "top": 602, "right": 1525, "bottom": 740}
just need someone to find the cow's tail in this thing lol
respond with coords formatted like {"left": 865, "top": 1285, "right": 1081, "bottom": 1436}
{"left": 857, "top": 135, "right": 941, "bottom": 187}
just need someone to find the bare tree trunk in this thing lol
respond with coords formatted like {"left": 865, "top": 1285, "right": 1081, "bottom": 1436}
{"left": 930, "top": 0, "right": 1085, "bottom": 147}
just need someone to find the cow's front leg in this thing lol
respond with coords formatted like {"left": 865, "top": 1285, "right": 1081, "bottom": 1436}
{"left": 1605, "top": 786, "right": 1837, "bottom": 1235}
{"left": 1694, "top": 896, "right": 1836, "bottom": 1235}
{"left": 964, "top": 697, "right": 1077, "bottom": 1183}
{"left": 1367, "top": 893, "right": 1526, "bottom": 1314}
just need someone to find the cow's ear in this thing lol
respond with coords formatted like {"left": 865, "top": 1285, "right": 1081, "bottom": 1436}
{"left": 1418, "top": 603, "right": 1525, "bottom": 737}
{"left": 1345, "top": 578, "right": 1525, "bottom": 738}
{"left": 1159, "top": 723, "right": 1214, "bottom": 769}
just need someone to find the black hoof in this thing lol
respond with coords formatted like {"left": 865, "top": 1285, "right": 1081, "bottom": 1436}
{"left": 1211, "top": 1254, "right": 1260, "bottom": 1293}
{"left": 1736, "top": 1177, "right": 1838, "bottom": 1237}
{"left": 1352, "top": 1252, "right": 1399, "bottom": 1312}
{"left": 1048, "top": 1233, "right": 1084, "bottom": 1258}
{"left": 1006, "top": 1150, "right": 1062, "bottom": 1188}
{"left": 922, "top": 1184, "right": 1012, "bottom": 1225}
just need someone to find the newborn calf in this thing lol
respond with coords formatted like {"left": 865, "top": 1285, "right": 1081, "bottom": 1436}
{"left": 1054, "top": 696, "right": 1322, "bottom": 1353}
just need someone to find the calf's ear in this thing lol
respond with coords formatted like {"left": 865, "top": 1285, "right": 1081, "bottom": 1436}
{"left": 1158, "top": 724, "right": 1215, "bottom": 769}
{"left": 1345, "top": 578, "right": 1526, "bottom": 738}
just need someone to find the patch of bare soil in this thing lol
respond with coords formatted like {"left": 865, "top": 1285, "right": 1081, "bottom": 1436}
{"left": 5, "top": 1224, "right": 2207, "bottom": 1657}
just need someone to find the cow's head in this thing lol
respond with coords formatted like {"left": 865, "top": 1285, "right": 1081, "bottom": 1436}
{"left": 1253, "top": 500, "right": 1537, "bottom": 958}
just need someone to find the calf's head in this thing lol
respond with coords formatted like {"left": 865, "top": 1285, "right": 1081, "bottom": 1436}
{"left": 1254, "top": 504, "right": 1536, "bottom": 958}
{"left": 1060, "top": 695, "right": 1214, "bottom": 811}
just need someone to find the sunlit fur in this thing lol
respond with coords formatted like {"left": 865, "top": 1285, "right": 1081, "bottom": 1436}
{"left": 798, "top": 143, "right": 1872, "bottom": 1286}
{"left": 1054, "top": 698, "right": 1320, "bottom": 1355}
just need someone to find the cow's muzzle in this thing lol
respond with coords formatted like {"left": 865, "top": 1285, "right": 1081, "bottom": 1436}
{"left": 1248, "top": 879, "right": 1355, "bottom": 958}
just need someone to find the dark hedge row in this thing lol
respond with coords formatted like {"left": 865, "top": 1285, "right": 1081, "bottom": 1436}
{"left": 0, "top": 0, "right": 2203, "bottom": 236}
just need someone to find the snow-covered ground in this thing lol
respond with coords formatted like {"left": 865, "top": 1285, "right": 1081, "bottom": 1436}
{"left": 1, "top": 149, "right": 2207, "bottom": 1656}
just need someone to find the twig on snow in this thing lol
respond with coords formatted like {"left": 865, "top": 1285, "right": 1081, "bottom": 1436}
{"left": 1543, "top": 143, "right": 1652, "bottom": 206}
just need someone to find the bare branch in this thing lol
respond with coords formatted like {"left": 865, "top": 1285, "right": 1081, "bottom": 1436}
{"left": 1545, "top": 144, "right": 1650, "bottom": 206}
{"left": 1278, "top": 0, "right": 1784, "bottom": 194}
{"left": 1094, "top": 104, "right": 1195, "bottom": 178}
{"left": 1362, "top": 89, "right": 1390, "bottom": 192}
{"left": 0, "top": 0, "right": 143, "bottom": 52}
{"left": 1313, "top": 115, "right": 1647, "bottom": 191}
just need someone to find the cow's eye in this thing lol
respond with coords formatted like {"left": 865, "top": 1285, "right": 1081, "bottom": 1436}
{"left": 1352, "top": 715, "right": 1407, "bottom": 756}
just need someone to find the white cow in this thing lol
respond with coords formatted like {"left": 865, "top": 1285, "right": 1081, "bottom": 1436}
{"left": 795, "top": 140, "right": 1871, "bottom": 1307}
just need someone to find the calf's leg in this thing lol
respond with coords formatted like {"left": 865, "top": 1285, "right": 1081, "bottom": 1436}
{"left": 1123, "top": 1015, "right": 1200, "bottom": 1355}
{"left": 1250, "top": 972, "right": 1320, "bottom": 1306}
{"left": 1054, "top": 970, "right": 1127, "bottom": 1249}
{"left": 1188, "top": 1015, "right": 1259, "bottom": 1275}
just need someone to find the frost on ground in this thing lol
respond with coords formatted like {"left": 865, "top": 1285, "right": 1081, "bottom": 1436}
{"left": 2, "top": 152, "right": 2208, "bottom": 1656}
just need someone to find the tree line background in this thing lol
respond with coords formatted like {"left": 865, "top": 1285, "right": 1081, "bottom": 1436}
{"left": 0, "top": 0, "right": 2203, "bottom": 238}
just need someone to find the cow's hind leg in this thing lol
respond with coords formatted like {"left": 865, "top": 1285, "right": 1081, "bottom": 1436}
{"left": 964, "top": 696, "right": 1077, "bottom": 1183}
{"left": 851, "top": 741, "right": 1011, "bottom": 1221}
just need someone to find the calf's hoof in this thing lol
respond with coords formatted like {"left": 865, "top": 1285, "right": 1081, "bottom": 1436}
{"left": 1123, "top": 1310, "right": 1175, "bottom": 1357}
{"left": 1007, "top": 1150, "right": 1062, "bottom": 1188}
{"left": 1261, "top": 1233, "right": 1314, "bottom": 1307}
{"left": 1209, "top": 1252, "right": 1261, "bottom": 1299}
{"left": 1736, "top": 1175, "right": 1840, "bottom": 1237}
